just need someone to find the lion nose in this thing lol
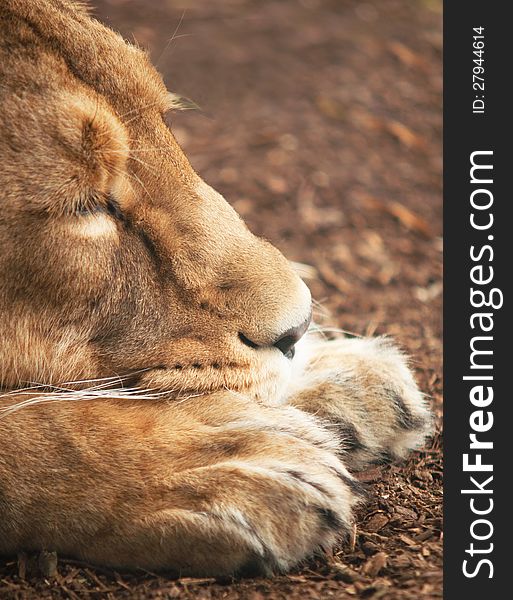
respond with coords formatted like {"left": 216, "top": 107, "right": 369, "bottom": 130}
{"left": 239, "top": 312, "right": 311, "bottom": 359}
{"left": 272, "top": 316, "right": 311, "bottom": 357}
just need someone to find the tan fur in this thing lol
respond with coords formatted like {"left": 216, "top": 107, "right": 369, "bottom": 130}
{"left": 0, "top": 0, "right": 432, "bottom": 576}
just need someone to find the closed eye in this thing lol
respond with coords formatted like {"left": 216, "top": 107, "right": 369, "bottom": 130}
{"left": 73, "top": 195, "right": 157, "bottom": 261}
{"left": 105, "top": 195, "right": 125, "bottom": 221}
{"left": 75, "top": 194, "right": 125, "bottom": 222}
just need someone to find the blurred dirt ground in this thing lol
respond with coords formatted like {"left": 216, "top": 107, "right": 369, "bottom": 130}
{"left": 0, "top": 0, "right": 442, "bottom": 598}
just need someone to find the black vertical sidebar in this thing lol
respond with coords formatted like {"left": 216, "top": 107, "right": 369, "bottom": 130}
{"left": 444, "top": 2, "right": 508, "bottom": 598}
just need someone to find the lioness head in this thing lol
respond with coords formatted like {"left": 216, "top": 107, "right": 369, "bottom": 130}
{"left": 0, "top": 0, "right": 311, "bottom": 402}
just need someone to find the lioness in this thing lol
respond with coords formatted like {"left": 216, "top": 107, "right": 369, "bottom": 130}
{"left": 0, "top": 0, "right": 432, "bottom": 577}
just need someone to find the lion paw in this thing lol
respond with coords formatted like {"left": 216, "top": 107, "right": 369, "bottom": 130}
{"left": 99, "top": 430, "right": 366, "bottom": 576}
{"left": 287, "top": 335, "right": 433, "bottom": 471}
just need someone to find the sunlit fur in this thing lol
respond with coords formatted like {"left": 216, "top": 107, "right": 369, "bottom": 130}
{"left": 0, "top": 0, "right": 432, "bottom": 576}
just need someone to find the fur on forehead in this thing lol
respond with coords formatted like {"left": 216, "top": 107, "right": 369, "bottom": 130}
{"left": 1, "top": 0, "right": 171, "bottom": 115}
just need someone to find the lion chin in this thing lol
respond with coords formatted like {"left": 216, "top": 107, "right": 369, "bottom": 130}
{"left": 0, "top": 0, "right": 432, "bottom": 577}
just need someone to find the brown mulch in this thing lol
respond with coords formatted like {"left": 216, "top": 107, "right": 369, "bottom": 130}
{"left": 0, "top": 0, "right": 442, "bottom": 598}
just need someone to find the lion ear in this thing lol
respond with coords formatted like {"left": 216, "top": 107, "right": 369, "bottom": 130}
{"left": 52, "top": 95, "right": 130, "bottom": 214}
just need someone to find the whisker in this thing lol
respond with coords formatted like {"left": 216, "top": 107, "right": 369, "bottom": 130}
{"left": 0, "top": 383, "right": 49, "bottom": 398}
{"left": 307, "top": 326, "right": 363, "bottom": 339}
{"left": 156, "top": 10, "right": 187, "bottom": 68}
{"left": 126, "top": 155, "right": 160, "bottom": 175}
{"left": 99, "top": 149, "right": 168, "bottom": 172}
{"left": 122, "top": 148, "right": 170, "bottom": 153}
{"left": 311, "top": 299, "right": 331, "bottom": 320}
{"left": 128, "top": 170, "right": 154, "bottom": 203}
{"left": 116, "top": 100, "right": 163, "bottom": 123}
{"left": 0, "top": 386, "right": 177, "bottom": 419}
{"left": 60, "top": 367, "right": 152, "bottom": 388}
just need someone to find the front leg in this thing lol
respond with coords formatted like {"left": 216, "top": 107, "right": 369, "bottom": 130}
{"left": 0, "top": 394, "right": 364, "bottom": 576}
{"left": 286, "top": 335, "right": 433, "bottom": 471}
